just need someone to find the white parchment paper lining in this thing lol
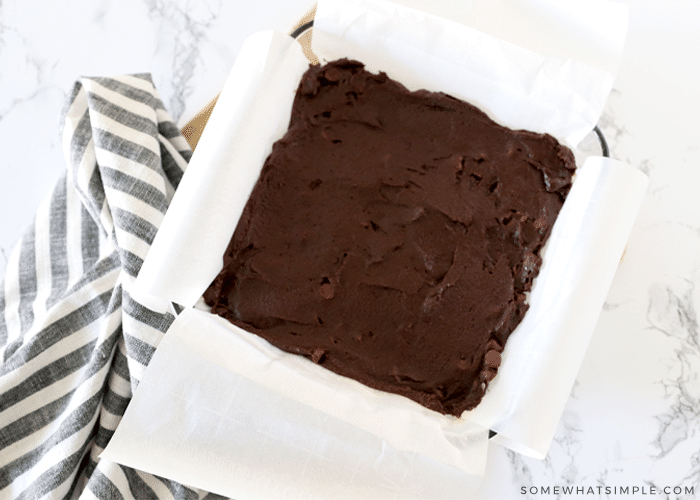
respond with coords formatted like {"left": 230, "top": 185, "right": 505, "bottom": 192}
{"left": 103, "top": 0, "right": 646, "bottom": 498}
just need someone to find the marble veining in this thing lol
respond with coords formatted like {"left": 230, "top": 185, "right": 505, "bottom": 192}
{"left": 647, "top": 280, "right": 700, "bottom": 485}
{"left": 141, "top": 0, "right": 223, "bottom": 123}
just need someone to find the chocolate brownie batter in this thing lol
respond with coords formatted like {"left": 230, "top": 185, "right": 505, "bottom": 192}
{"left": 204, "top": 59, "right": 576, "bottom": 416}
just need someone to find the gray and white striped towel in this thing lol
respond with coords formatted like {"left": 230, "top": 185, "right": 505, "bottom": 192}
{"left": 1, "top": 75, "right": 229, "bottom": 499}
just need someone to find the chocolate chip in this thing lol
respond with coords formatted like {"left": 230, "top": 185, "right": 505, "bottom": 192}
{"left": 311, "top": 348, "right": 326, "bottom": 364}
{"left": 320, "top": 283, "right": 335, "bottom": 299}
{"left": 324, "top": 67, "right": 342, "bottom": 82}
{"left": 484, "top": 350, "right": 501, "bottom": 369}
{"left": 486, "top": 339, "right": 502, "bottom": 352}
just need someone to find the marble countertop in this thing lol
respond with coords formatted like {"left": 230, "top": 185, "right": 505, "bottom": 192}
{"left": 1, "top": 0, "right": 698, "bottom": 498}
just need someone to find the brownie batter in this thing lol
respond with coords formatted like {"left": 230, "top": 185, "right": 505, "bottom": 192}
{"left": 204, "top": 59, "right": 576, "bottom": 416}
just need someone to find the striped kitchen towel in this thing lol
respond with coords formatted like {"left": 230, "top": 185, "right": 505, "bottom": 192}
{"left": 0, "top": 75, "right": 228, "bottom": 499}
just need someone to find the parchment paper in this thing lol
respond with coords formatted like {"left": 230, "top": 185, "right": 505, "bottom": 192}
{"left": 311, "top": 0, "right": 628, "bottom": 147}
{"left": 104, "top": 307, "right": 488, "bottom": 499}
{"left": 103, "top": 0, "right": 645, "bottom": 497}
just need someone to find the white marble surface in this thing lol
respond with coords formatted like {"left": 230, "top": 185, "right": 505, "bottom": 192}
{"left": 1, "top": 0, "right": 699, "bottom": 498}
